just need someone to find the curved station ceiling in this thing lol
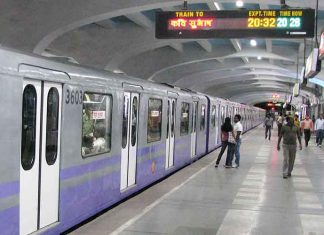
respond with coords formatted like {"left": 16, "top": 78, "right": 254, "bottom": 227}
{"left": 1, "top": 0, "right": 324, "bottom": 106}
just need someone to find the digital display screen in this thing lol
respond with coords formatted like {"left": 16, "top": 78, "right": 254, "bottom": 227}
{"left": 156, "top": 9, "right": 314, "bottom": 38}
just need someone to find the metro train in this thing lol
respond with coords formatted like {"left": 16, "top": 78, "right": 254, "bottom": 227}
{"left": 0, "top": 47, "right": 264, "bottom": 235}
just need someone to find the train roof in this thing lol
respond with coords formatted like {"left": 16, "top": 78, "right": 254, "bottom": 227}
{"left": 0, "top": 46, "right": 265, "bottom": 110}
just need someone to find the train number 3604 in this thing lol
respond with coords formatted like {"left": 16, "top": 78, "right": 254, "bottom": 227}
{"left": 65, "top": 89, "right": 83, "bottom": 105}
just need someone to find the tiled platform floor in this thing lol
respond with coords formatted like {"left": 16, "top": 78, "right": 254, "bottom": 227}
{"left": 70, "top": 126, "right": 324, "bottom": 235}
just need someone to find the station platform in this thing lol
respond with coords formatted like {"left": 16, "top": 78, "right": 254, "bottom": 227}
{"left": 69, "top": 126, "right": 324, "bottom": 235}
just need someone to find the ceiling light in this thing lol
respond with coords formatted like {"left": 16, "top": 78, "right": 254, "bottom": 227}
{"left": 236, "top": 0, "right": 244, "bottom": 8}
{"left": 250, "top": 39, "right": 257, "bottom": 47}
{"left": 257, "top": 56, "right": 262, "bottom": 60}
{"left": 214, "top": 2, "right": 221, "bottom": 10}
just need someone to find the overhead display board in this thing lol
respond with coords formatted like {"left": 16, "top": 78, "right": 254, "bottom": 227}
{"left": 155, "top": 9, "right": 315, "bottom": 38}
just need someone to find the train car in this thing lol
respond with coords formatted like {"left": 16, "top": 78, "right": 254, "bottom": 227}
{"left": 0, "top": 47, "right": 264, "bottom": 235}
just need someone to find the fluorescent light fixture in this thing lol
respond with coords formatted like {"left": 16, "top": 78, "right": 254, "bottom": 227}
{"left": 236, "top": 0, "right": 244, "bottom": 7}
{"left": 237, "top": 42, "right": 242, "bottom": 50}
{"left": 214, "top": 2, "right": 221, "bottom": 10}
{"left": 290, "top": 32, "right": 306, "bottom": 35}
{"left": 113, "top": 69, "right": 124, "bottom": 74}
{"left": 309, "top": 78, "right": 324, "bottom": 87}
{"left": 250, "top": 39, "right": 257, "bottom": 47}
{"left": 257, "top": 56, "right": 262, "bottom": 60}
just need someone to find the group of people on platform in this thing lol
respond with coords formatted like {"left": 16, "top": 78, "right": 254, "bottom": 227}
{"left": 269, "top": 113, "right": 324, "bottom": 148}
{"left": 214, "top": 112, "right": 324, "bottom": 179}
{"left": 269, "top": 113, "right": 324, "bottom": 179}
{"left": 214, "top": 114, "right": 243, "bottom": 168}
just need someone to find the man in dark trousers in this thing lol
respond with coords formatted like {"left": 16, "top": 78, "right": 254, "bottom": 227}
{"left": 277, "top": 116, "right": 302, "bottom": 179}
{"left": 264, "top": 114, "right": 273, "bottom": 140}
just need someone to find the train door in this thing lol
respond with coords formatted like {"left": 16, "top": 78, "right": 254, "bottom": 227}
{"left": 165, "top": 98, "right": 176, "bottom": 169}
{"left": 191, "top": 101, "right": 198, "bottom": 158}
{"left": 121, "top": 92, "right": 139, "bottom": 190}
{"left": 20, "top": 80, "right": 62, "bottom": 235}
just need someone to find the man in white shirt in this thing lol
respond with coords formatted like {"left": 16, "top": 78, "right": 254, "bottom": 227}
{"left": 315, "top": 114, "right": 324, "bottom": 147}
{"left": 232, "top": 114, "right": 243, "bottom": 168}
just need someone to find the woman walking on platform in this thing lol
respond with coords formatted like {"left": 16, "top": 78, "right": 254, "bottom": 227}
{"left": 215, "top": 117, "right": 233, "bottom": 167}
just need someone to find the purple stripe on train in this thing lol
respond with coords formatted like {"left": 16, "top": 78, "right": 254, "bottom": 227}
{"left": 0, "top": 181, "right": 19, "bottom": 199}
{"left": 59, "top": 155, "right": 166, "bottom": 232}
{"left": 60, "top": 143, "right": 166, "bottom": 182}
{"left": 60, "top": 154, "right": 120, "bottom": 180}
{"left": 59, "top": 172, "right": 121, "bottom": 231}
{"left": 137, "top": 142, "right": 166, "bottom": 159}
{"left": 151, "top": 142, "right": 166, "bottom": 153}
{"left": 58, "top": 143, "right": 192, "bottom": 233}
{"left": 0, "top": 206, "right": 19, "bottom": 235}
{"left": 137, "top": 145, "right": 150, "bottom": 156}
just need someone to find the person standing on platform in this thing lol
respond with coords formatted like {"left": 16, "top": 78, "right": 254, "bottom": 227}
{"left": 315, "top": 114, "right": 324, "bottom": 147}
{"left": 301, "top": 115, "right": 313, "bottom": 147}
{"left": 283, "top": 114, "right": 288, "bottom": 125}
{"left": 277, "top": 116, "right": 302, "bottom": 179}
{"left": 224, "top": 128, "right": 236, "bottom": 168}
{"left": 276, "top": 113, "right": 283, "bottom": 136}
{"left": 232, "top": 114, "right": 243, "bottom": 168}
{"left": 294, "top": 114, "right": 301, "bottom": 136}
{"left": 215, "top": 117, "right": 232, "bottom": 167}
{"left": 264, "top": 114, "right": 273, "bottom": 140}
{"left": 312, "top": 115, "right": 316, "bottom": 125}
{"left": 294, "top": 114, "right": 300, "bottom": 127}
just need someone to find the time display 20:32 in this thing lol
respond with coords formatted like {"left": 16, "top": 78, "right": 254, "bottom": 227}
{"left": 247, "top": 17, "right": 301, "bottom": 29}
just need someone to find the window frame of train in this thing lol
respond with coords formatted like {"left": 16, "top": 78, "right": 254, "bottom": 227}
{"left": 180, "top": 102, "right": 190, "bottom": 136}
{"left": 81, "top": 92, "right": 113, "bottom": 158}
{"left": 147, "top": 98, "right": 163, "bottom": 143}
{"left": 21, "top": 84, "right": 37, "bottom": 170}
{"left": 211, "top": 105, "right": 217, "bottom": 128}
{"left": 200, "top": 104, "right": 206, "bottom": 131}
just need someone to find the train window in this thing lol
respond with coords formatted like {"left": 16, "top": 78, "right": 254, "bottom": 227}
{"left": 200, "top": 104, "right": 206, "bottom": 131}
{"left": 122, "top": 95, "right": 129, "bottom": 148}
{"left": 192, "top": 102, "right": 198, "bottom": 133}
{"left": 147, "top": 98, "right": 162, "bottom": 142}
{"left": 21, "top": 85, "right": 37, "bottom": 171}
{"left": 166, "top": 100, "right": 170, "bottom": 138}
{"left": 211, "top": 105, "right": 216, "bottom": 127}
{"left": 221, "top": 106, "right": 225, "bottom": 124}
{"left": 46, "top": 88, "right": 59, "bottom": 165}
{"left": 131, "top": 96, "right": 138, "bottom": 146}
{"left": 81, "top": 92, "right": 112, "bottom": 157}
{"left": 171, "top": 100, "right": 175, "bottom": 137}
{"left": 180, "top": 102, "right": 190, "bottom": 135}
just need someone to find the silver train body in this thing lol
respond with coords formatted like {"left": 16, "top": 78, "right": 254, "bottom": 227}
{"left": 0, "top": 47, "right": 265, "bottom": 235}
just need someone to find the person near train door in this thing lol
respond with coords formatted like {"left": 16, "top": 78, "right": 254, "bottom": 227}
{"left": 277, "top": 116, "right": 302, "bottom": 179}
{"left": 224, "top": 128, "right": 236, "bottom": 168}
{"left": 215, "top": 117, "right": 232, "bottom": 167}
